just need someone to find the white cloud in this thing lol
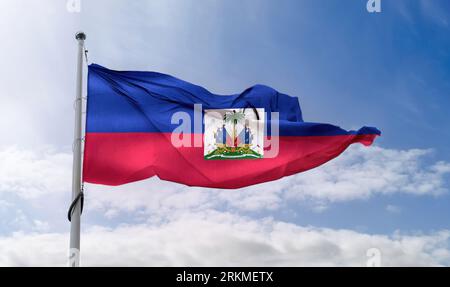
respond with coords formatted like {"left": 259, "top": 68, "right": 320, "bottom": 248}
{"left": 32, "top": 220, "right": 50, "bottom": 233}
{"left": 386, "top": 204, "right": 402, "bottom": 214}
{"left": 283, "top": 146, "right": 450, "bottom": 203}
{"left": 0, "top": 1, "right": 80, "bottom": 148}
{"left": 0, "top": 212, "right": 449, "bottom": 267}
{"left": 0, "top": 146, "right": 72, "bottom": 199}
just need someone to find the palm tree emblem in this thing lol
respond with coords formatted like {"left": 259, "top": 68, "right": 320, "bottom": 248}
{"left": 224, "top": 110, "right": 245, "bottom": 147}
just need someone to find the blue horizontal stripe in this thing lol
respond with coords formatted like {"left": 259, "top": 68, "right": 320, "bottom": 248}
{"left": 86, "top": 64, "right": 380, "bottom": 137}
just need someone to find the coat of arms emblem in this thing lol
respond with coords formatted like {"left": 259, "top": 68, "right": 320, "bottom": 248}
{"left": 204, "top": 108, "right": 265, "bottom": 160}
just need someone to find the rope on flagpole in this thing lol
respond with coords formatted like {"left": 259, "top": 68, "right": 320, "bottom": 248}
{"left": 68, "top": 183, "right": 84, "bottom": 222}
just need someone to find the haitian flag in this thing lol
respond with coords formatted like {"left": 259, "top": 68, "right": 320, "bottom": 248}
{"left": 83, "top": 64, "right": 380, "bottom": 188}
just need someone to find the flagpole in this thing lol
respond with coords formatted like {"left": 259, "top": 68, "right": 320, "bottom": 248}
{"left": 69, "top": 31, "right": 86, "bottom": 267}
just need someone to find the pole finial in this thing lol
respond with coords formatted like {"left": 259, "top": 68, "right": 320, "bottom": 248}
{"left": 75, "top": 31, "right": 86, "bottom": 41}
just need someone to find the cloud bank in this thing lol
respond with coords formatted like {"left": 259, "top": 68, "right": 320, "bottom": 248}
{"left": 0, "top": 144, "right": 449, "bottom": 266}
{"left": 1, "top": 212, "right": 449, "bottom": 267}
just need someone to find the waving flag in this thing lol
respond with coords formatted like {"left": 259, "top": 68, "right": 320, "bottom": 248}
{"left": 83, "top": 64, "right": 380, "bottom": 188}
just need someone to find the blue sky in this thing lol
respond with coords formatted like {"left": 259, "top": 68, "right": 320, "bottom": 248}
{"left": 0, "top": 0, "right": 449, "bottom": 266}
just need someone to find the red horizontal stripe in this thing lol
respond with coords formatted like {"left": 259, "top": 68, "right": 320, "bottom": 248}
{"left": 83, "top": 132, "right": 378, "bottom": 188}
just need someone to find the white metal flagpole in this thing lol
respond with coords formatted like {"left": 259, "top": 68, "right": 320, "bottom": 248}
{"left": 69, "top": 31, "right": 86, "bottom": 267}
